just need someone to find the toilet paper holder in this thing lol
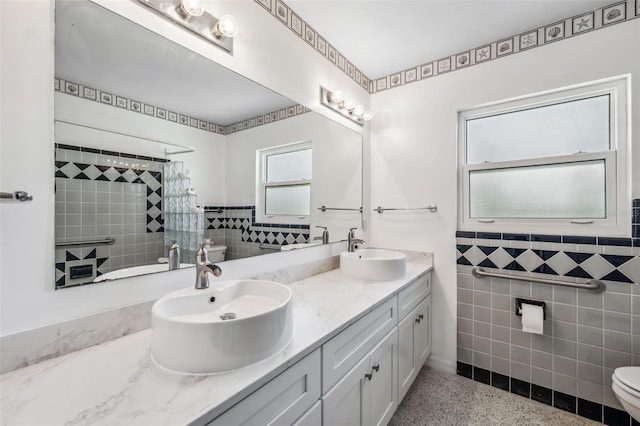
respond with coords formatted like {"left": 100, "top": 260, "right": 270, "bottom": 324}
{"left": 515, "top": 298, "right": 546, "bottom": 320}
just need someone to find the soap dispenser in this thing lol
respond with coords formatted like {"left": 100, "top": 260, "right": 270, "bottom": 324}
{"left": 168, "top": 240, "right": 180, "bottom": 270}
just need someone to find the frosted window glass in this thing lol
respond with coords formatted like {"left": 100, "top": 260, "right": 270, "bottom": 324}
{"left": 467, "top": 95, "right": 609, "bottom": 164}
{"left": 265, "top": 184, "right": 310, "bottom": 216}
{"left": 266, "top": 149, "right": 312, "bottom": 182}
{"left": 469, "top": 161, "right": 605, "bottom": 219}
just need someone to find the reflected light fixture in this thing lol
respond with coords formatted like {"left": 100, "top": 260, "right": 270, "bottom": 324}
{"left": 320, "top": 86, "right": 372, "bottom": 126}
{"left": 138, "top": 0, "right": 238, "bottom": 54}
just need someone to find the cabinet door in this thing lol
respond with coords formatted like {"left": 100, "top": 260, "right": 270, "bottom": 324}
{"left": 367, "top": 328, "right": 398, "bottom": 426}
{"left": 414, "top": 295, "right": 431, "bottom": 367}
{"left": 208, "top": 349, "right": 320, "bottom": 426}
{"left": 293, "top": 400, "right": 321, "bottom": 426}
{"left": 397, "top": 309, "right": 417, "bottom": 401}
{"left": 322, "top": 355, "right": 370, "bottom": 426}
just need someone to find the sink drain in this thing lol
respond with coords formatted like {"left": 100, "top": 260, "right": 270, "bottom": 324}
{"left": 219, "top": 312, "right": 237, "bottom": 320}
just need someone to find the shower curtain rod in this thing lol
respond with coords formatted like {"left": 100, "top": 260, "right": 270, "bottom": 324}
{"left": 54, "top": 119, "right": 195, "bottom": 156}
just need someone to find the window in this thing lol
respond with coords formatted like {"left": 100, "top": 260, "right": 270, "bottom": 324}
{"left": 257, "top": 141, "right": 312, "bottom": 223}
{"left": 458, "top": 77, "right": 629, "bottom": 236}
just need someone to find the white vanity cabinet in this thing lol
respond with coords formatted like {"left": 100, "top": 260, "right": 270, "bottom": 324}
{"left": 398, "top": 274, "right": 432, "bottom": 400}
{"left": 207, "top": 349, "right": 321, "bottom": 426}
{"left": 207, "top": 271, "right": 432, "bottom": 426}
{"left": 322, "top": 328, "right": 398, "bottom": 426}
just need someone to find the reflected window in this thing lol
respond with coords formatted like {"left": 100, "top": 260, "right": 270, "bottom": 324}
{"left": 257, "top": 141, "right": 312, "bottom": 223}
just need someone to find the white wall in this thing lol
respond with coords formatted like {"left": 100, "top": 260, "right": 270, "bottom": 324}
{"left": 369, "top": 20, "right": 640, "bottom": 373}
{"left": 0, "top": 0, "right": 366, "bottom": 336}
{"left": 225, "top": 111, "right": 363, "bottom": 240}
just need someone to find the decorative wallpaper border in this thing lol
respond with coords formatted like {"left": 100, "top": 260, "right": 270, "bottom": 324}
{"left": 205, "top": 206, "right": 310, "bottom": 246}
{"left": 254, "top": 0, "right": 372, "bottom": 93}
{"left": 55, "top": 78, "right": 310, "bottom": 135}
{"left": 255, "top": 0, "right": 639, "bottom": 94}
{"left": 371, "top": 0, "right": 639, "bottom": 92}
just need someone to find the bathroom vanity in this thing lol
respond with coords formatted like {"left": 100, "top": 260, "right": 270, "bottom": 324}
{"left": 0, "top": 254, "right": 432, "bottom": 425}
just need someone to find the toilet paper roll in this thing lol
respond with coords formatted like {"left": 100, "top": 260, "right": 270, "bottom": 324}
{"left": 521, "top": 303, "right": 544, "bottom": 334}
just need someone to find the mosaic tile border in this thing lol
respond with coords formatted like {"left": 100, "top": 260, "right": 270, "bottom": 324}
{"left": 204, "top": 206, "right": 310, "bottom": 246}
{"left": 55, "top": 78, "right": 310, "bottom": 135}
{"left": 456, "top": 218, "right": 640, "bottom": 284}
{"left": 254, "top": 0, "right": 372, "bottom": 93}
{"left": 55, "top": 143, "right": 168, "bottom": 164}
{"left": 456, "top": 362, "right": 636, "bottom": 425}
{"left": 371, "top": 0, "right": 639, "bottom": 93}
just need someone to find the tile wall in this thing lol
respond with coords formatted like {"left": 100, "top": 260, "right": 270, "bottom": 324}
{"left": 456, "top": 201, "right": 640, "bottom": 425}
{"left": 54, "top": 145, "right": 165, "bottom": 287}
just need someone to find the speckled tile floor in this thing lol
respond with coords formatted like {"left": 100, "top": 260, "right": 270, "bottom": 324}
{"left": 390, "top": 367, "right": 599, "bottom": 425}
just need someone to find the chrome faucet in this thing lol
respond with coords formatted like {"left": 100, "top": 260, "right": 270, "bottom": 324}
{"left": 195, "top": 243, "right": 222, "bottom": 289}
{"left": 313, "top": 226, "right": 329, "bottom": 244}
{"left": 347, "top": 227, "right": 365, "bottom": 252}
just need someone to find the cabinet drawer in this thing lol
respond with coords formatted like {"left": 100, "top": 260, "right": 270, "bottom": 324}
{"left": 322, "top": 297, "right": 396, "bottom": 393}
{"left": 208, "top": 349, "right": 321, "bottom": 426}
{"left": 292, "top": 400, "right": 321, "bottom": 426}
{"left": 397, "top": 272, "right": 431, "bottom": 321}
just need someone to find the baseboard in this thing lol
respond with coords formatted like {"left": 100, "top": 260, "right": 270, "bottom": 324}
{"left": 425, "top": 355, "right": 456, "bottom": 374}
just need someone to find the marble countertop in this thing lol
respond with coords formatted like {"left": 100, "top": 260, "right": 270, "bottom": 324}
{"left": 1, "top": 254, "right": 432, "bottom": 426}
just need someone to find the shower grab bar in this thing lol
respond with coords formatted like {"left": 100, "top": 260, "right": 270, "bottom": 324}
{"left": 318, "top": 206, "right": 363, "bottom": 213}
{"left": 1, "top": 191, "right": 33, "bottom": 202}
{"left": 374, "top": 205, "right": 437, "bottom": 213}
{"left": 55, "top": 237, "right": 116, "bottom": 247}
{"left": 471, "top": 267, "right": 605, "bottom": 292}
{"left": 259, "top": 243, "right": 281, "bottom": 250}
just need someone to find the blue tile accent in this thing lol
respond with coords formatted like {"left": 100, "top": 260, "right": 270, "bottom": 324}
{"left": 478, "top": 246, "right": 498, "bottom": 255}
{"left": 477, "top": 232, "right": 501, "bottom": 240}
{"left": 478, "top": 258, "right": 498, "bottom": 268}
{"left": 456, "top": 231, "right": 476, "bottom": 238}
{"left": 597, "top": 237, "right": 632, "bottom": 247}
{"left": 503, "top": 233, "right": 530, "bottom": 241}
{"left": 578, "top": 399, "right": 603, "bottom": 422}
{"left": 503, "top": 260, "right": 526, "bottom": 271}
{"left": 601, "top": 254, "right": 634, "bottom": 267}
{"left": 562, "top": 235, "right": 597, "bottom": 245}
{"left": 504, "top": 248, "right": 526, "bottom": 258}
{"left": 457, "top": 256, "right": 472, "bottom": 266}
{"left": 553, "top": 391, "right": 577, "bottom": 414}
{"left": 601, "top": 269, "right": 634, "bottom": 283}
{"left": 565, "top": 266, "right": 592, "bottom": 279}
{"left": 633, "top": 199, "right": 640, "bottom": 208}
{"left": 565, "top": 252, "right": 594, "bottom": 264}
{"left": 457, "top": 245, "right": 472, "bottom": 254}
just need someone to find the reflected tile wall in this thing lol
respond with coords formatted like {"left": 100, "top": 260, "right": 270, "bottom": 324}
{"left": 54, "top": 145, "right": 165, "bottom": 288}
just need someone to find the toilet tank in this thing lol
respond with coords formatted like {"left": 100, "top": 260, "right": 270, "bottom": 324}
{"left": 207, "top": 245, "right": 227, "bottom": 262}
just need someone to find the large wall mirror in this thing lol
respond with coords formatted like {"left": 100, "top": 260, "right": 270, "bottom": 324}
{"left": 54, "top": 0, "right": 363, "bottom": 289}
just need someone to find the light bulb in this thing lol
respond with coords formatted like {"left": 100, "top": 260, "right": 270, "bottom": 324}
{"left": 343, "top": 99, "right": 355, "bottom": 111}
{"left": 352, "top": 104, "right": 365, "bottom": 117}
{"left": 329, "top": 90, "right": 344, "bottom": 104}
{"left": 214, "top": 15, "right": 239, "bottom": 38}
{"left": 362, "top": 111, "right": 373, "bottom": 121}
{"left": 178, "top": 0, "right": 204, "bottom": 18}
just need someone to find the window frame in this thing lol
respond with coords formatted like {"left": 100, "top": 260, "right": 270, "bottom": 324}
{"left": 457, "top": 76, "right": 630, "bottom": 237}
{"left": 256, "top": 140, "right": 312, "bottom": 225}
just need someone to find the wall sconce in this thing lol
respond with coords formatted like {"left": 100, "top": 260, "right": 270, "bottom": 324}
{"left": 138, "top": 0, "right": 238, "bottom": 54}
{"left": 320, "top": 86, "right": 372, "bottom": 126}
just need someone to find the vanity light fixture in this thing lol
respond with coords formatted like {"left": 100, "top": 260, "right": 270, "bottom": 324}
{"left": 320, "top": 86, "right": 372, "bottom": 126}
{"left": 137, "top": 0, "right": 238, "bottom": 54}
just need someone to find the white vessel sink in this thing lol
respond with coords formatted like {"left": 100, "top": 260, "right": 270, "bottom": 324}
{"left": 340, "top": 249, "right": 407, "bottom": 281}
{"left": 151, "top": 280, "right": 293, "bottom": 375}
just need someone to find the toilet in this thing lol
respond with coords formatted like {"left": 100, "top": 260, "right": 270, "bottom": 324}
{"left": 612, "top": 367, "right": 640, "bottom": 421}
{"left": 206, "top": 244, "right": 227, "bottom": 262}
